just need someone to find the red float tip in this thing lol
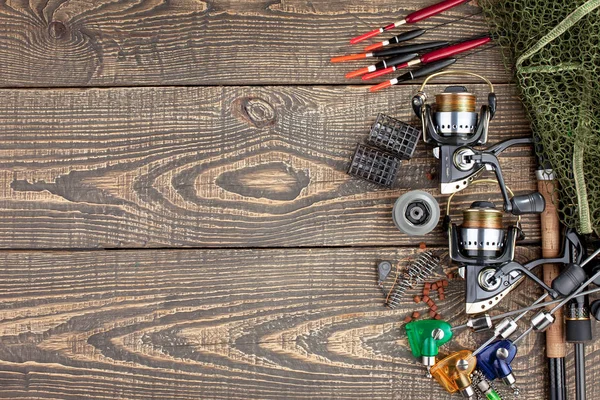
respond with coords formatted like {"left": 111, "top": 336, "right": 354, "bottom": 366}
{"left": 346, "top": 67, "right": 370, "bottom": 79}
{"left": 364, "top": 42, "right": 385, "bottom": 51}
{"left": 330, "top": 53, "right": 368, "bottom": 63}
{"left": 362, "top": 67, "right": 395, "bottom": 81}
{"left": 383, "top": 23, "right": 397, "bottom": 31}
{"left": 350, "top": 28, "right": 381, "bottom": 44}
{"left": 370, "top": 81, "right": 393, "bottom": 92}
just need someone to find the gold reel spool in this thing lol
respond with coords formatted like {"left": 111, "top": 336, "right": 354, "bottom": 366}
{"left": 462, "top": 207, "right": 504, "bottom": 230}
{"left": 435, "top": 92, "right": 477, "bottom": 113}
{"left": 446, "top": 179, "right": 522, "bottom": 228}
{"left": 415, "top": 70, "right": 495, "bottom": 140}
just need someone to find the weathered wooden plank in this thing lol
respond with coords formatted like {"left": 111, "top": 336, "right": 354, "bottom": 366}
{"left": 0, "top": 84, "right": 539, "bottom": 249}
{"left": 0, "top": 0, "right": 507, "bottom": 87}
{"left": 0, "top": 246, "right": 563, "bottom": 399}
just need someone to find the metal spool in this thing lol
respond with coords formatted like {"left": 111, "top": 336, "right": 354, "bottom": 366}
{"left": 459, "top": 201, "right": 506, "bottom": 257}
{"left": 392, "top": 191, "right": 440, "bottom": 236}
{"left": 434, "top": 88, "right": 478, "bottom": 136}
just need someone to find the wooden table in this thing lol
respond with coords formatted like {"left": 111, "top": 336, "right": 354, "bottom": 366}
{"left": 0, "top": 1, "right": 598, "bottom": 399}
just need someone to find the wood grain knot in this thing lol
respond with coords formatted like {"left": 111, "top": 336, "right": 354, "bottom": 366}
{"left": 48, "top": 21, "right": 68, "bottom": 39}
{"left": 215, "top": 162, "right": 310, "bottom": 201}
{"left": 233, "top": 97, "right": 276, "bottom": 128}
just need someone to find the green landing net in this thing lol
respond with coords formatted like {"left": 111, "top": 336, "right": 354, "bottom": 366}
{"left": 481, "top": 0, "right": 600, "bottom": 235}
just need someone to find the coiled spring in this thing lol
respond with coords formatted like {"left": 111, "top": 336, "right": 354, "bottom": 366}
{"left": 471, "top": 370, "right": 507, "bottom": 400}
{"left": 386, "top": 251, "right": 439, "bottom": 309}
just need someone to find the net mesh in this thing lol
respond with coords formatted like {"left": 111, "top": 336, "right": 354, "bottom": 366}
{"left": 480, "top": 0, "right": 600, "bottom": 235}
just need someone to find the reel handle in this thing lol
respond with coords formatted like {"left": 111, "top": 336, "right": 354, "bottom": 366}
{"left": 510, "top": 193, "right": 546, "bottom": 215}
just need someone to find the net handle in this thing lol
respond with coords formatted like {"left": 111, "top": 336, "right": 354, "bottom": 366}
{"left": 517, "top": 0, "right": 600, "bottom": 67}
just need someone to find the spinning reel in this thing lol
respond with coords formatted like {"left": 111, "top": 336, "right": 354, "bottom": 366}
{"left": 445, "top": 180, "right": 587, "bottom": 314}
{"left": 444, "top": 180, "right": 526, "bottom": 314}
{"left": 411, "top": 71, "right": 545, "bottom": 215}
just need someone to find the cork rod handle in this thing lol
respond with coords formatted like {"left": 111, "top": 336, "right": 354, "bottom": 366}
{"left": 539, "top": 179, "right": 566, "bottom": 358}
